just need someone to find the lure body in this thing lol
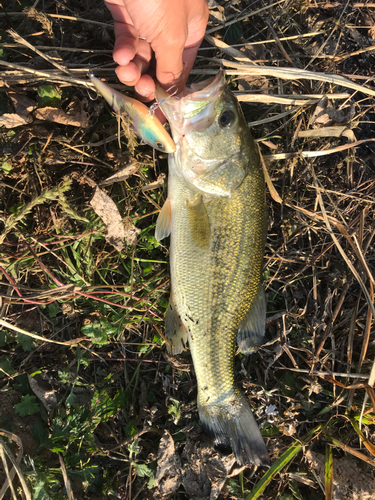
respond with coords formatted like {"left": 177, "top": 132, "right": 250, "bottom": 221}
{"left": 89, "top": 74, "right": 176, "bottom": 153}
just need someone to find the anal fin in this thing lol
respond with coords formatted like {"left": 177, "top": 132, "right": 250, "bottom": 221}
{"left": 155, "top": 198, "right": 171, "bottom": 241}
{"left": 165, "top": 294, "right": 189, "bottom": 355}
{"left": 237, "top": 285, "right": 266, "bottom": 354}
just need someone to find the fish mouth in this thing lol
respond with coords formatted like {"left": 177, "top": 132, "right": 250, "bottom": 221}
{"left": 155, "top": 71, "right": 226, "bottom": 138}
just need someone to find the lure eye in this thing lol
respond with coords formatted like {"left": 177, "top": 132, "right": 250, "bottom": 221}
{"left": 156, "top": 141, "right": 165, "bottom": 150}
{"left": 219, "top": 110, "right": 234, "bottom": 128}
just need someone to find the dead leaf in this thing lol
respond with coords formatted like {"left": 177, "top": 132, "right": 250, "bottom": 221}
{"left": 310, "top": 97, "right": 356, "bottom": 128}
{"left": 35, "top": 102, "right": 88, "bottom": 127}
{"left": 155, "top": 431, "right": 182, "bottom": 497}
{"left": 9, "top": 93, "right": 37, "bottom": 116}
{"left": 90, "top": 187, "right": 127, "bottom": 251}
{"left": 100, "top": 162, "right": 139, "bottom": 186}
{"left": 207, "top": 1, "right": 225, "bottom": 22}
{"left": 142, "top": 173, "right": 166, "bottom": 191}
{"left": 298, "top": 126, "right": 356, "bottom": 142}
{"left": 65, "top": 96, "right": 89, "bottom": 127}
{"left": 0, "top": 113, "right": 32, "bottom": 128}
{"left": 237, "top": 74, "right": 269, "bottom": 91}
{"left": 123, "top": 216, "right": 140, "bottom": 246}
{"left": 28, "top": 374, "right": 57, "bottom": 412}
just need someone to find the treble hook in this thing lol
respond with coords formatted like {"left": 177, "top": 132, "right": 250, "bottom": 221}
{"left": 149, "top": 84, "right": 180, "bottom": 115}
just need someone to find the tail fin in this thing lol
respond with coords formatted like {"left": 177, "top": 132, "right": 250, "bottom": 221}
{"left": 198, "top": 393, "right": 269, "bottom": 467}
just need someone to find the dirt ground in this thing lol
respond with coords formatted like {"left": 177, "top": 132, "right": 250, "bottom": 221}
{"left": 1, "top": 0, "right": 375, "bottom": 499}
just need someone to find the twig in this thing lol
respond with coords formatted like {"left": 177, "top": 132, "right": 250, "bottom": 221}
{"left": 281, "top": 368, "right": 371, "bottom": 380}
{"left": 206, "top": 0, "right": 288, "bottom": 34}
{"left": 220, "top": 59, "right": 375, "bottom": 98}
{"left": 236, "top": 93, "right": 350, "bottom": 104}
{"left": 0, "top": 438, "right": 32, "bottom": 500}
{"left": 7, "top": 29, "right": 72, "bottom": 76}
{"left": 262, "top": 138, "right": 375, "bottom": 161}
{"left": 1, "top": 43, "right": 112, "bottom": 54}
{"left": 249, "top": 107, "right": 302, "bottom": 127}
{"left": 58, "top": 453, "right": 75, "bottom": 500}
{"left": 0, "top": 60, "right": 90, "bottom": 86}
{"left": 313, "top": 177, "right": 375, "bottom": 319}
{"left": 0, "top": 11, "right": 112, "bottom": 28}
{"left": 0, "top": 318, "right": 87, "bottom": 346}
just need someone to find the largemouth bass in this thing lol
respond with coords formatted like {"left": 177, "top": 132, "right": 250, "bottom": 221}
{"left": 155, "top": 72, "right": 269, "bottom": 466}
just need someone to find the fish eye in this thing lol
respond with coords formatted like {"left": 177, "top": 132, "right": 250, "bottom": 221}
{"left": 219, "top": 110, "right": 234, "bottom": 128}
{"left": 156, "top": 141, "right": 165, "bottom": 150}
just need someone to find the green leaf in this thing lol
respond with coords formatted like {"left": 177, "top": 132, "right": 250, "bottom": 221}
{"left": 132, "top": 462, "right": 153, "bottom": 478}
{"left": 0, "top": 161, "right": 12, "bottom": 174}
{"left": 173, "top": 431, "right": 185, "bottom": 442}
{"left": 58, "top": 369, "right": 71, "bottom": 384}
{"left": 48, "top": 302, "right": 60, "bottom": 318}
{"left": 325, "top": 445, "right": 333, "bottom": 500}
{"left": 0, "top": 329, "right": 12, "bottom": 347}
{"left": 66, "top": 392, "right": 76, "bottom": 406}
{"left": 37, "top": 84, "right": 61, "bottom": 107}
{"left": 168, "top": 400, "right": 181, "bottom": 424}
{"left": 280, "top": 371, "right": 296, "bottom": 398}
{"left": 353, "top": 413, "right": 375, "bottom": 425}
{"left": 81, "top": 321, "right": 109, "bottom": 346}
{"left": 246, "top": 441, "right": 302, "bottom": 500}
{"left": 246, "top": 425, "right": 323, "bottom": 500}
{"left": 32, "top": 475, "right": 49, "bottom": 500}
{"left": 16, "top": 332, "right": 36, "bottom": 351}
{"left": 261, "top": 423, "right": 281, "bottom": 437}
{"left": 32, "top": 420, "right": 49, "bottom": 446}
{"left": 128, "top": 439, "right": 140, "bottom": 457}
{"left": 13, "top": 373, "right": 30, "bottom": 394}
{"left": 125, "top": 421, "right": 138, "bottom": 437}
{"left": 14, "top": 394, "right": 40, "bottom": 416}
{"left": 223, "top": 23, "right": 243, "bottom": 45}
{"left": 158, "top": 296, "right": 169, "bottom": 309}
{"left": 138, "top": 343, "right": 150, "bottom": 353}
{"left": 0, "top": 355, "right": 15, "bottom": 378}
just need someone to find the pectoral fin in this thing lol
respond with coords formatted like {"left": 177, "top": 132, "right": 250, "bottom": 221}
{"left": 186, "top": 197, "right": 210, "bottom": 249}
{"left": 193, "top": 158, "right": 245, "bottom": 197}
{"left": 155, "top": 198, "right": 172, "bottom": 241}
{"left": 165, "top": 294, "right": 189, "bottom": 355}
{"left": 237, "top": 285, "right": 266, "bottom": 354}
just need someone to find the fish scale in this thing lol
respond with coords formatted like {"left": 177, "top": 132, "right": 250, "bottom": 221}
{"left": 156, "top": 72, "right": 270, "bottom": 466}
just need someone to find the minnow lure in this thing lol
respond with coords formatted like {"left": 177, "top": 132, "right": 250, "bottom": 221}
{"left": 89, "top": 74, "right": 176, "bottom": 153}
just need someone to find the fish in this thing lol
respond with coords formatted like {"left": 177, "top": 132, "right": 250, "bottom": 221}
{"left": 154, "top": 71, "right": 270, "bottom": 466}
{"left": 88, "top": 74, "right": 176, "bottom": 153}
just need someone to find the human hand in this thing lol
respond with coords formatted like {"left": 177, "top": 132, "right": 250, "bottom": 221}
{"left": 105, "top": 0, "right": 209, "bottom": 99}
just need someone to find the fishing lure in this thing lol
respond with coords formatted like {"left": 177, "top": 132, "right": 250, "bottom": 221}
{"left": 89, "top": 74, "right": 176, "bottom": 153}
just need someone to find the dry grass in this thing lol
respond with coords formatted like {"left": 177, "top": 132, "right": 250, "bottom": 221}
{"left": 0, "top": 0, "right": 375, "bottom": 499}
